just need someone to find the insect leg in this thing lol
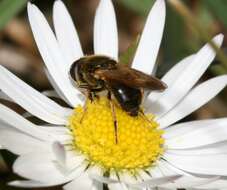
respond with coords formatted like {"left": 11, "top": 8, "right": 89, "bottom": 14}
{"left": 94, "top": 93, "right": 100, "bottom": 100}
{"left": 88, "top": 91, "right": 93, "bottom": 101}
{"left": 139, "top": 109, "right": 153, "bottom": 125}
{"left": 80, "top": 90, "right": 92, "bottom": 123}
{"left": 107, "top": 91, "right": 118, "bottom": 144}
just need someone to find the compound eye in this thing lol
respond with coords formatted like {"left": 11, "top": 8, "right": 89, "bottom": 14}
{"left": 69, "top": 62, "right": 77, "bottom": 81}
{"left": 69, "top": 61, "right": 83, "bottom": 85}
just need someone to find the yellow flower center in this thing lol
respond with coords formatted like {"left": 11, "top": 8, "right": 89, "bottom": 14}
{"left": 69, "top": 97, "right": 164, "bottom": 173}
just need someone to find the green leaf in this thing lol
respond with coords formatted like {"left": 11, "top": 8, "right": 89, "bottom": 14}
{"left": 119, "top": 0, "right": 155, "bottom": 16}
{"left": 0, "top": 0, "right": 28, "bottom": 30}
{"left": 203, "top": 0, "right": 227, "bottom": 27}
{"left": 120, "top": 35, "right": 140, "bottom": 65}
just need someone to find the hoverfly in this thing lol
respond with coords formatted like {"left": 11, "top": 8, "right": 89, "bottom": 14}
{"left": 69, "top": 55, "right": 167, "bottom": 143}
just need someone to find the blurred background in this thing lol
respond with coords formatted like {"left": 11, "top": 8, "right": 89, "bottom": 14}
{"left": 0, "top": 0, "right": 227, "bottom": 189}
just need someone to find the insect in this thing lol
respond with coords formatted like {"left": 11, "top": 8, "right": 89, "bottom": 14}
{"left": 69, "top": 55, "right": 167, "bottom": 143}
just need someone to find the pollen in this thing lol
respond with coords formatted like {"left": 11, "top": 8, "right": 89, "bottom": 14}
{"left": 69, "top": 97, "right": 164, "bottom": 173}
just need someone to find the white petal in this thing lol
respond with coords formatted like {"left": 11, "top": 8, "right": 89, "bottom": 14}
{"left": 132, "top": 0, "right": 166, "bottom": 74}
{"left": 1, "top": 85, "right": 61, "bottom": 102}
{"left": 161, "top": 55, "right": 195, "bottom": 86}
{"left": 91, "top": 180, "right": 103, "bottom": 190}
{"left": 118, "top": 173, "right": 138, "bottom": 184}
{"left": 108, "top": 173, "right": 129, "bottom": 190}
{"left": 50, "top": 150, "right": 85, "bottom": 181}
{"left": 146, "top": 54, "right": 195, "bottom": 103}
{"left": 0, "top": 65, "right": 69, "bottom": 125}
{"left": 165, "top": 117, "right": 227, "bottom": 149}
{"left": 164, "top": 153, "right": 227, "bottom": 176}
{"left": 159, "top": 160, "right": 223, "bottom": 190}
{"left": 130, "top": 175, "right": 182, "bottom": 188}
{"left": 90, "top": 175, "right": 117, "bottom": 184}
{"left": 160, "top": 176, "right": 220, "bottom": 189}
{"left": 13, "top": 152, "right": 86, "bottom": 185}
{"left": 44, "top": 69, "right": 79, "bottom": 105}
{"left": 159, "top": 75, "right": 227, "bottom": 128}
{"left": 0, "top": 104, "right": 56, "bottom": 141}
{"left": 164, "top": 118, "right": 227, "bottom": 140}
{"left": 63, "top": 174, "right": 92, "bottom": 190}
{"left": 94, "top": 0, "right": 118, "bottom": 60}
{"left": 42, "top": 90, "right": 60, "bottom": 98}
{"left": 9, "top": 180, "right": 49, "bottom": 188}
{"left": 167, "top": 141, "right": 227, "bottom": 156}
{"left": 40, "top": 127, "right": 72, "bottom": 143}
{"left": 148, "top": 34, "right": 223, "bottom": 117}
{"left": 53, "top": 0, "right": 83, "bottom": 64}
{"left": 0, "top": 123, "right": 50, "bottom": 155}
{"left": 108, "top": 183, "right": 128, "bottom": 190}
{"left": 198, "top": 178, "right": 227, "bottom": 189}
{"left": 157, "top": 161, "right": 221, "bottom": 188}
{"left": 88, "top": 166, "right": 119, "bottom": 184}
{"left": 157, "top": 160, "right": 220, "bottom": 189}
{"left": 160, "top": 160, "right": 225, "bottom": 190}
{"left": 88, "top": 165, "right": 116, "bottom": 184}
{"left": 0, "top": 90, "right": 11, "bottom": 101}
{"left": 40, "top": 126, "right": 70, "bottom": 133}
{"left": 52, "top": 141, "right": 66, "bottom": 166}
{"left": 157, "top": 160, "right": 191, "bottom": 176}
{"left": 13, "top": 152, "right": 65, "bottom": 183}
{"left": 27, "top": 3, "right": 83, "bottom": 107}
{"left": 57, "top": 151, "right": 85, "bottom": 173}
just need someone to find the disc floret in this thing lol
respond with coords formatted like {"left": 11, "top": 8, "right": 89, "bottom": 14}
{"left": 69, "top": 97, "right": 164, "bottom": 173}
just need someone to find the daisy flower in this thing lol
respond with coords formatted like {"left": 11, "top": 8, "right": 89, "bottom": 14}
{"left": 0, "top": 0, "right": 227, "bottom": 189}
